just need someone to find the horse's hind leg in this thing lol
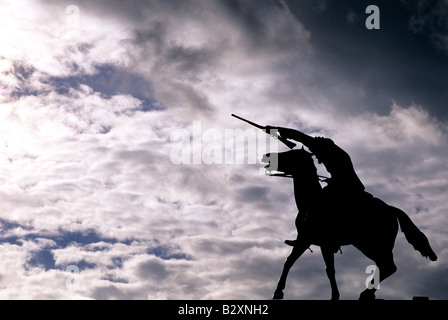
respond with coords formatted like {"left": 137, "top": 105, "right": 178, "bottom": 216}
{"left": 273, "top": 242, "right": 310, "bottom": 299}
{"left": 321, "top": 246, "right": 340, "bottom": 300}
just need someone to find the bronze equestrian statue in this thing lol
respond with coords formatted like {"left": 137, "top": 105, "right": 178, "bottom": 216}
{"left": 262, "top": 127, "right": 437, "bottom": 300}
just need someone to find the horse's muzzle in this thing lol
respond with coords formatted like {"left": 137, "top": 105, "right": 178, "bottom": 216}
{"left": 261, "top": 153, "right": 271, "bottom": 168}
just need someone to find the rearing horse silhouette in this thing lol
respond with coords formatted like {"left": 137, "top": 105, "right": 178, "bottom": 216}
{"left": 262, "top": 149, "right": 437, "bottom": 300}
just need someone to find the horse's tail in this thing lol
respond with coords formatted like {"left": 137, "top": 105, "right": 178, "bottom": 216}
{"left": 392, "top": 206, "right": 437, "bottom": 261}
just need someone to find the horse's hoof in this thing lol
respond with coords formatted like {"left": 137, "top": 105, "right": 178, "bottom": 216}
{"left": 331, "top": 294, "right": 340, "bottom": 301}
{"left": 273, "top": 290, "right": 284, "bottom": 300}
{"left": 359, "top": 290, "right": 376, "bottom": 301}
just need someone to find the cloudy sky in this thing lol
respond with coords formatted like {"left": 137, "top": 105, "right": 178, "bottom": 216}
{"left": 0, "top": 0, "right": 447, "bottom": 299}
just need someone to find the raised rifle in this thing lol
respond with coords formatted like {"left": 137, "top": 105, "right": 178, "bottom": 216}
{"left": 231, "top": 114, "right": 296, "bottom": 149}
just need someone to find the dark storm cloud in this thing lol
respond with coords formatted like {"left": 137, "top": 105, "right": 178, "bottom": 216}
{"left": 219, "top": 0, "right": 304, "bottom": 51}
{"left": 284, "top": 0, "right": 448, "bottom": 119}
{"left": 117, "top": 0, "right": 310, "bottom": 119}
{"left": 404, "top": 0, "right": 448, "bottom": 38}
{"left": 130, "top": 23, "right": 217, "bottom": 77}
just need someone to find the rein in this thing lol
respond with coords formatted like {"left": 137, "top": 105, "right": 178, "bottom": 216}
{"left": 266, "top": 172, "right": 330, "bottom": 182}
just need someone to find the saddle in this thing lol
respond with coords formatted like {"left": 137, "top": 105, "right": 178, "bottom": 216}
{"left": 285, "top": 187, "right": 376, "bottom": 251}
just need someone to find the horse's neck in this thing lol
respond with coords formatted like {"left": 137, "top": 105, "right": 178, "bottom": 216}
{"left": 292, "top": 173, "right": 322, "bottom": 210}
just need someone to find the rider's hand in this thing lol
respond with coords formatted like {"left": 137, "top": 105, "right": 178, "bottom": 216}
{"left": 265, "top": 125, "right": 279, "bottom": 134}
{"left": 265, "top": 126, "right": 292, "bottom": 139}
{"left": 276, "top": 127, "right": 290, "bottom": 138}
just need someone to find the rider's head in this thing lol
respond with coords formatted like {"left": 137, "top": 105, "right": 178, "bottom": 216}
{"left": 309, "top": 137, "right": 335, "bottom": 164}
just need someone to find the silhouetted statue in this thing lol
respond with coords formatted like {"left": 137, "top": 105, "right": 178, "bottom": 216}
{"left": 262, "top": 146, "right": 437, "bottom": 300}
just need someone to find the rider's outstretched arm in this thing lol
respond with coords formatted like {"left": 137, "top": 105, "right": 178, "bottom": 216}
{"left": 277, "top": 127, "right": 315, "bottom": 147}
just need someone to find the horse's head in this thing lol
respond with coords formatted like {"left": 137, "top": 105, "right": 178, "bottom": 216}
{"left": 262, "top": 148, "right": 316, "bottom": 176}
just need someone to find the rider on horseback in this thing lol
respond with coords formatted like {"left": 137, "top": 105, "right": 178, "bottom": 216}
{"left": 266, "top": 126, "right": 437, "bottom": 262}
{"left": 267, "top": 126, "right": 369, "bottom": 247}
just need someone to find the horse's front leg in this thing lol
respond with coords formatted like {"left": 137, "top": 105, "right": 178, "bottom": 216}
{"left": 321, "top": 246, "right": 340, "bottom": 300}
{"left": 273, "top": 242, "right": 310, "bottom": 299}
